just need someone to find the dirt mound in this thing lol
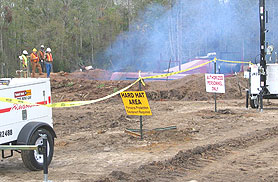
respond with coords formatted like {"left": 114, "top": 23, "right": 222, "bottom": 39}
{"left": 144, "top": 73, "right": 247, "bottom": 101}
{"left": 50, "top": 76, "right": 133, "bottom": 102}
{"left": 69, "top": 69, "right": 112, "bottom": 80}
{"left": 50, "top": 73, "right": 247, "bottom": 102}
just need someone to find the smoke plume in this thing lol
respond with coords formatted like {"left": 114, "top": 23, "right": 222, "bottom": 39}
{"left": 105, "top": 0, "right": 278, "bottom": 72}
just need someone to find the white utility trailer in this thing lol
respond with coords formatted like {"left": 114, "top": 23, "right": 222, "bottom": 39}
{"left": 246, "top": 0, "right": 278, "bottom": 110}
{"left": 0, "top": 78, "right": 56, "bottom": 171}
{"left": 248, "top": 64, "right": 278, "bottom": 108}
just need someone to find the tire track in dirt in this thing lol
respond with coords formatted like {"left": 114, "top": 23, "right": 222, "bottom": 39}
{"left": 96, "top": 125, "right": 278, "bottom": 182}
{"left": 178, "top": 136, "right": 278, "bottom": 182}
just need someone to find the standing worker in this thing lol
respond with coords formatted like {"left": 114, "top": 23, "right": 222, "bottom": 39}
{"left": 45, "top": 48, "right": 53, "bottom": 78}
{"left": 38, "top": 45, "right": 46, "bottom": 72}
{"left": 19, "top": 50, "right": 29, "bottom": 78}
{"left": 30, "top": 48, "right": 43, "bottom": 77}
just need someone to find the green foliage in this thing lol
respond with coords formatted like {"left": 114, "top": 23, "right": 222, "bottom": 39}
{"left": 0, "top": 0, "right": 169, "bottom": 76}
{"left": 97, "top": 84, "right": 105, "bottom": 88}
{"left": 66, "top": 82, "right": 74, "bottom": 87}
{"left": 113, "top": 88, "right": 118, "bottom": 93}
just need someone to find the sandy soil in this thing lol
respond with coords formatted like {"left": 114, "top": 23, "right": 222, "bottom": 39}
{"left": 1, "top": 73, "right": 278, "bottom": 182}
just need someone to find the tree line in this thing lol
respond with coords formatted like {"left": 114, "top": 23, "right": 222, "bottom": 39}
{"left": 0, "top": 0, "right": 170, "bottom": 77}
{"left": 2, "top": 0, "right": 275, "bottom": 77}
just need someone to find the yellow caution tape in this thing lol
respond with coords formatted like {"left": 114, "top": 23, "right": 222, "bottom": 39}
{"left": 0, "top": 57, "right": 250, "bottom": 108}
{"left": 0, "top": 60, "right": 213, "bottom": 108}
{"left": 0, "top": 78, "right": 141, "bottom": 108}
{"left": 217, "top": 59, "right": 253, "bottom": 65}
{"left": 0, "top": 97, "right": 40, "bottom": 106}
{"left": 142, "top": 59, "right": 214, "bottom": 79}
{"left": 44, "top": 78, "right": 141, "bottom": 108}
{"left": 48, "top": 58, "right": 213, "bottom": 107}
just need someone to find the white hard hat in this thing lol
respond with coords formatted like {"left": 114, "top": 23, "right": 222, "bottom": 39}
{"left": 23, "top": 50, "right": 28, "bottom": 55}
{"left": 41, "top": 45, "right": 45, "bottom": 48}
{"left": 46, "top": 48, "right": 51, "bottom": 52}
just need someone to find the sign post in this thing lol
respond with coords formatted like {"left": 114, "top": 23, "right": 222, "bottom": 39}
{"left": 205, "top": 73, "right": 225, "bottom": 112}
{"left": 139, "top": 80, "right": 143, "bottom": 140}
{"left": 120, "top": 89, "right": 152, "bottom": 140}
{"left": 214, "top": 61, "right": 217, "bottom": 112}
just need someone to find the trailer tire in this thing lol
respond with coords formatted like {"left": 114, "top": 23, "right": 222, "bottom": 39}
{"left": 21, "top": 128, "right": 54, "bottom": 171}
{"left": 250, "top": 97, "right": 259, "bottom": 109}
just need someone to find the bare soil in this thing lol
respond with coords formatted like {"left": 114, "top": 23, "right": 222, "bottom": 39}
{"left": 1, "top": 73, "right": 278, "bottom": 182}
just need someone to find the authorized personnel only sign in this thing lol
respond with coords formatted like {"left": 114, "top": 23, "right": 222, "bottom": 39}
{"left": 205, "top": 74, "right": 225, "bottom": 93}
{"left": 120, "top": 91, "right": 152, "bottom": 116}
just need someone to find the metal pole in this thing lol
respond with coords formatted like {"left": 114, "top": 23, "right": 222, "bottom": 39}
{"left": 260, "top": 0, "right": 266, "bottom": 84}
{"left": 246, "top": 89, "right": 249, "bottom": 109}
{"left": 41, "top": 134, "right": 48, "bottom": 182}
{"left": 214, "top": 60, "right": 217, "bottom": 112}
{"left": 167, "top": 58, "right": 172, "bottom": 81}
{"left": 259, "top": 0, "right": 266, "bottom": 111}
{"left": 260, "top": 90, "right": 263, "bottom": 112}
{"left": 139, "top": 80, "right": 143, "bottom": 140}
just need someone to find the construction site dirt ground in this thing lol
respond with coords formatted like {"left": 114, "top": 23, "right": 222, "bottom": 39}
{"left": 1, "top": 73, "right": 278, "bottom": 182}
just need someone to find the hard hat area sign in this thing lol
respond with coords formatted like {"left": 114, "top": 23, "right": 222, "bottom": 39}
{"left": 205, "top": 74, "right": 225, "bottom": 93}
{"left": 120, "top": 91, "right": 152, "bottom": 116}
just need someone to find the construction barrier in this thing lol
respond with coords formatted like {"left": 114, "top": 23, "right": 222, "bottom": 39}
{"left": 0, "top": 58, "right": 251, "bottom": 108}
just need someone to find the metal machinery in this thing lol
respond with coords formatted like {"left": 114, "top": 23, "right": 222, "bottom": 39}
{"left": 247, "top": 0, "right": 278, "bottom": 110}
{"left": 0, "top": 78, "right": 56, "bottom": 171}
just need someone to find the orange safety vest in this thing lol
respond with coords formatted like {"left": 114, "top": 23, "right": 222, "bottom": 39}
{"left": 46, "top": 53, "right": 53, "bottom": 62}
{"left": 30, "top": 53, "right": 39, "bottom": 63}
{"left": 39, "top": 50, "right": 45, "bottom": 61}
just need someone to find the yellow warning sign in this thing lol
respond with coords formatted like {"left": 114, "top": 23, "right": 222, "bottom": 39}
{"left": 120, "top": 91, "right": 152, "bottom": 116}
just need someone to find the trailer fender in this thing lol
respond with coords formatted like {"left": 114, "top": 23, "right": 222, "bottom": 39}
{"left": 17, "top": 122, "right": 56, "bottom": 145}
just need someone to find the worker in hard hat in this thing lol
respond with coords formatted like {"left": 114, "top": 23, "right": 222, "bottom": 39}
{"left": 38, "top": 45, "right": 46, "bottom": 73}
{"left": 45, "top": 48, "right": 53, "bottom": 78}
{"left": 19, "top": 50, "right": 29, "bottom": 78}
{"left": 30, "top": 48, "right": 43, "bottom": 77}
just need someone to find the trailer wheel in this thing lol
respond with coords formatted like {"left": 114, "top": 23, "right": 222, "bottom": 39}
{"left": 250, "top": 97, "right": 259, "bottom": 109}
{"left": 21, "top": 128, "right": 54, "bottom": 171}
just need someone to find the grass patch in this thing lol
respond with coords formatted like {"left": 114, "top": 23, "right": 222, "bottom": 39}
{"left": 97, "top": 84, "right": 105, "bottom": 88}
{"left": 66, "top": 82, "right": 74, "bottom": 87}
